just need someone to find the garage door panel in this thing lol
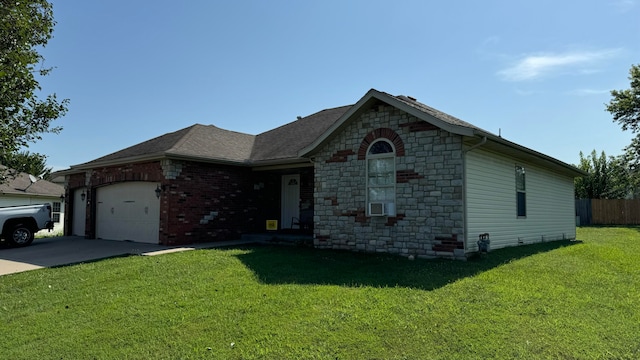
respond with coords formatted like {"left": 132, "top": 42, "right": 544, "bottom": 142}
{"left": 96, "top": 182, "right": 160, "bottom": 243}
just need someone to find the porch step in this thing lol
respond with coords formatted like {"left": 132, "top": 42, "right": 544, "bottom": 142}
{"left": 241, "top": 233, "right": 313, "bottom": 247}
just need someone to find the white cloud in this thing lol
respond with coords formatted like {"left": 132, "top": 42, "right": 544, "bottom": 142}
{"left": 498, "top": 49, "right": 621, "bottom": 82}
{"left": 613, "top": 0, "right": 636, "bottom": 12}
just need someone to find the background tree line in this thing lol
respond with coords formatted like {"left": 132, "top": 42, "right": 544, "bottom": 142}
{"left": 576, "top": 64, "right": 640, "bottom": 199}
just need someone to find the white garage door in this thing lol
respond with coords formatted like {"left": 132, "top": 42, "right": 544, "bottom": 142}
{"left": 96, "top": 182, "right": 160, "bottom": 243}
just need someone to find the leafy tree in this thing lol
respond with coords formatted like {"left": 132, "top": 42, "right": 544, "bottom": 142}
{"left": 574, "top": 150, "right": 633, "bottom": 199}
{"left": 0, "top": 0, "right": 68, "bottom": 178}
{"left": 0, "top": 151, "right": 52, "bottom": 179}
{"left": 575, "top": 150, "right": 608, "bottom": 199}
{"left": 607, "top": 64, "right": 640, "bottom": 133}
{"left": 608, "top": 155, "right": 640, "bottom": 199}
{"left": 607, "top": 64, "right": 640, "bottom": 168}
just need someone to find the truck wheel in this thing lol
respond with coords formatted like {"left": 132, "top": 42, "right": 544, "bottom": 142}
{"left": 9, "top": 225, "right": 34, "bottom": 247}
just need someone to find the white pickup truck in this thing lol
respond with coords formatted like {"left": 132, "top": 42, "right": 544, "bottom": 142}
{"left": 0, "top": 204, "right": 53, "bottom": 247}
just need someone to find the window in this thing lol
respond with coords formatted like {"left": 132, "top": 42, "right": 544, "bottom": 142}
{"left": 52, "top": 201, "right": 61, "bottom": 223}
{"left": 515, "top": 166, "right": 526, "bottom": 217}
{"left": 367, "top": 140, "right": 396, "bottom": 216}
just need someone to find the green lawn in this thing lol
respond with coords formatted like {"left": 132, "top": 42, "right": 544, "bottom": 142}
{"left": 1, "top": 227, "right": 639, "bottom": 359}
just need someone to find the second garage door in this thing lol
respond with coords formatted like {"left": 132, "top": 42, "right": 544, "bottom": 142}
{"left": 96, "top": 182, "right": 160, "bottom": 243}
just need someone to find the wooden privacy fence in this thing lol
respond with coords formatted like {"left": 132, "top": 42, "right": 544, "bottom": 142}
{"left": 576, "top": 199, "right": 640, "bottom": 225}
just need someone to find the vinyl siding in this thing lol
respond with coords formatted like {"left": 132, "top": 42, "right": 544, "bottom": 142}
{"left": 465, "top": 149, "right": 576, "bottom": 251}
{"left": 0, "top": 195, "right": 65, "bottom": 234}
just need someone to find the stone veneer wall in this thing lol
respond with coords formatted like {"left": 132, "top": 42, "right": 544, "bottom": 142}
{"left": 313, "top": 104, "right": 466, "bottom": 259}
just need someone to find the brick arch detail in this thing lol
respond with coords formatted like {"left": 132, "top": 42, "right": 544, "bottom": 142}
{"left": 357, "top": 128, "right": 405, "bottom": 160}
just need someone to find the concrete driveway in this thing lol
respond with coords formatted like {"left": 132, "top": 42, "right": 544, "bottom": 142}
{"left": 0, "top": 236, "right": 253, "bottom": 276}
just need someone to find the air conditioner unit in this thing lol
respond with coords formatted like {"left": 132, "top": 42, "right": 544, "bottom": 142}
{"left": 369, "top": 202, "right": 386, "bottom": 216}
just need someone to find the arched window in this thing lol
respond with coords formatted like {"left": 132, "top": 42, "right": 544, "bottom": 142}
{"left": 367, "top": 139, "right": 396, "bottom": 216}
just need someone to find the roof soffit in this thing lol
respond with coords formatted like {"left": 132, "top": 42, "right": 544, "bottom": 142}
{"left": 464, "top": 136, "right": 586, "bottom": 178}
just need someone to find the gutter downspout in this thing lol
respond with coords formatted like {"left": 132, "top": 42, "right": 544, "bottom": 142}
{"left": 462, "top": 135, "right": 488, "bottom": 257}
{"left": 463, "top": 136, "right": 487, "bottom": 154}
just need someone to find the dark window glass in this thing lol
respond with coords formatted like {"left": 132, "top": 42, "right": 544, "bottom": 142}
{"left": 517, "top": 192, "right": 526, "bottom": 217}
{"left": 516, "top": 166, "right": 526, "bottom": 217}
{"left": 368, "top": 141, "right": 393, "bottom": 154}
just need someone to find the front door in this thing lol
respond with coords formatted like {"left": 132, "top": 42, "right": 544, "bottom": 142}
{"left": 281, "top": 174, "right": 300, "bottom": 229}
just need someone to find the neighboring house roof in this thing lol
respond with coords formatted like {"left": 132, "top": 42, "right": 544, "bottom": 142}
{"left": 57, "top": 88, "right": 584, "bottom": 177}
{"left": 0, "top": 167, "right": 64, "bottom": 198}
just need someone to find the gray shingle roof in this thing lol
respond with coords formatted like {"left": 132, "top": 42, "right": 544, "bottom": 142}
{"left": 251, "top": 105, "right": 351, "bottom": 162}
{"left": 72, "top": 107, "right": 350, "bottom": 168}
{"left": 66, "top": 88, "right": 580, "bottom": 178}
{"left": 82, "top": 124, "right": 256, "bottom": 165}
{"left": 394, "top": 94, "right": 490, "bottom": 133}
{"left": 168, "top": 125, "right": 255, "bottom": 162}
{"left": 76, "top": 89, "right": 489, "bottom": 169}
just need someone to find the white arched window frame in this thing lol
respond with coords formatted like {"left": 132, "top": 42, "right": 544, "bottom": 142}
{"left": 366, "top": 139, "right": 396, "bottom": 216}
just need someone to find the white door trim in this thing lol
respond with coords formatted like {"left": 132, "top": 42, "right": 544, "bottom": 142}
{"left": 281, "top": 174, "right": 300, "bottom": 229}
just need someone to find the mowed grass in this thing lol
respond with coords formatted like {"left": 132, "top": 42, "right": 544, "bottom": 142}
{"left": 1, "top": 227, "right": 639, "bottom": 359}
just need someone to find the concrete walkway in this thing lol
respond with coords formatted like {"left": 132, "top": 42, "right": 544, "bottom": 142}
{"left": 0, "top": 236, "right": 256, "bottom": 276}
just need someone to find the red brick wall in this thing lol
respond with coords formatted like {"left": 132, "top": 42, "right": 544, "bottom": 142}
{"left": 64, "top": 173, "right": 89, "bottom": 236}
{"left": 160, "top": 162, "right": 254, "bottom": 245}
{"left": 65, "top": 161, "right": 256, "bottom": 245}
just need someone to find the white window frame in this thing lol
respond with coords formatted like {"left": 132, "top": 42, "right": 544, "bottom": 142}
{"left": 366, "top": 139, "right": 396, "bottom": 216}
{"left": 52, "top": 201, "right": 62, "bottom": 223}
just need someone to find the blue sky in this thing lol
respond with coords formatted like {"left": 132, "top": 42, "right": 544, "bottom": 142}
{"left": 30, "top": 0, "right": 640, "bottom": 171}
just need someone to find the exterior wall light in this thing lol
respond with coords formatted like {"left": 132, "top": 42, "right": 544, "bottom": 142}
{"left": 80, "top": 190, "right": 86, "bottom": 201}
{"left": 155, "top": 184, "right": 162, "bottom": 199}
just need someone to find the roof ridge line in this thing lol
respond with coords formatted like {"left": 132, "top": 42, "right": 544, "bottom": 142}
{"left": 169, "top": 124, "right": 203, "bottom": 153}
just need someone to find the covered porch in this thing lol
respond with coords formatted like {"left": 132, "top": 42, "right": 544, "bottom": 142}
{"left": 248, "top": 165, "right": 314, "bottom": 236}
